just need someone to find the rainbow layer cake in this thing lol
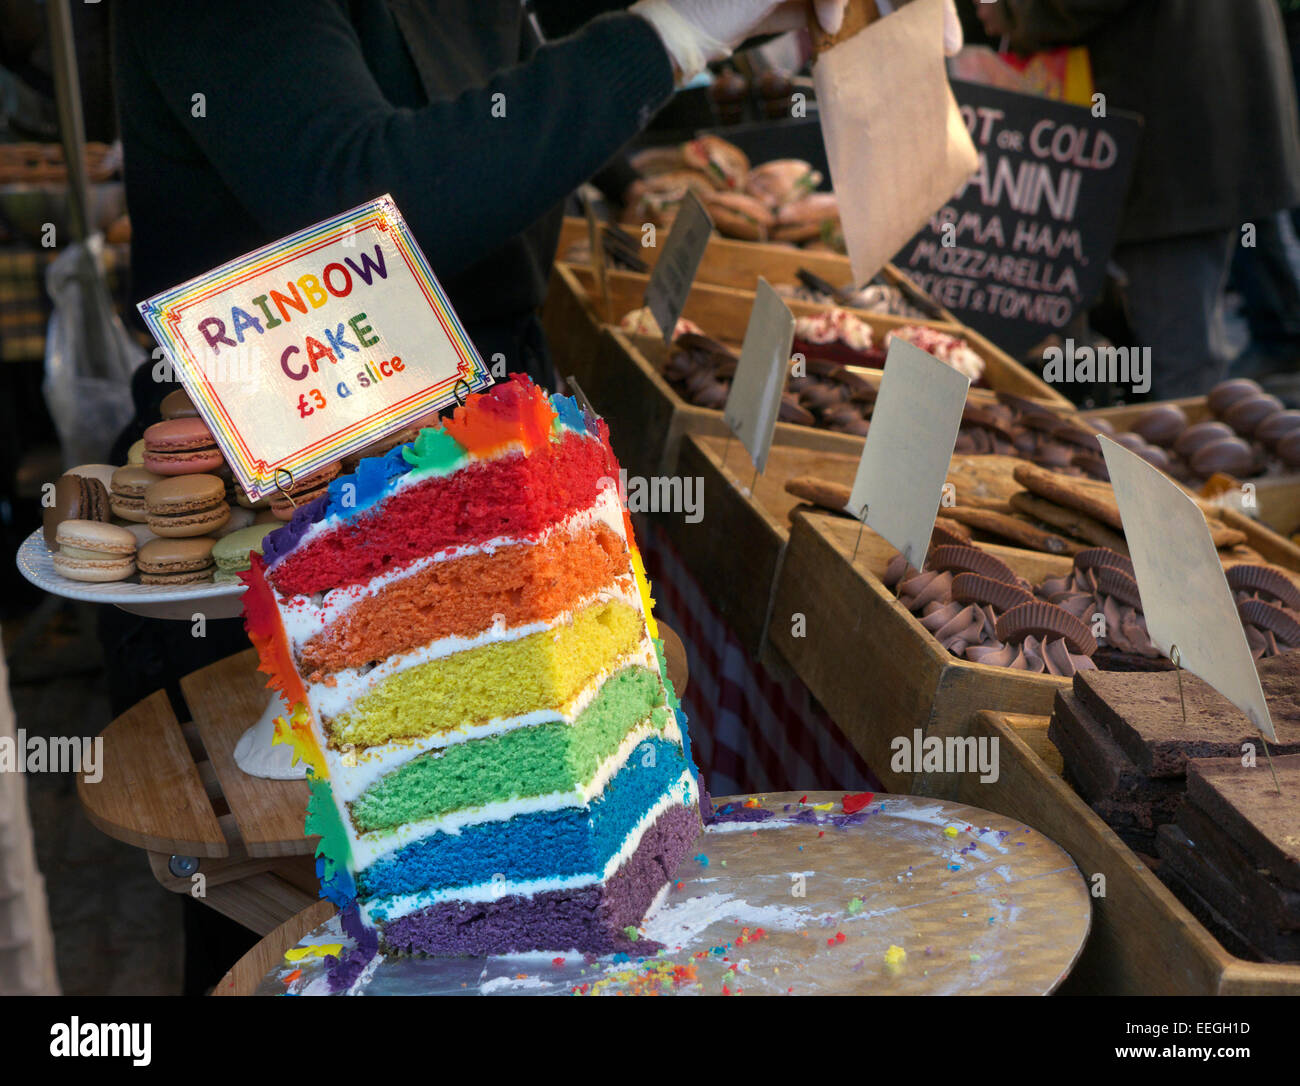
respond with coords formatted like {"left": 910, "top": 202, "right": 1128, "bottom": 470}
{"left": 243, "top": 375, "right": 702, "bottom": 959}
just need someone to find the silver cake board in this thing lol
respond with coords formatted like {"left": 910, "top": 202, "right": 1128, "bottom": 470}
{"left": 256, "top": 791, "right": 1091, "bottom": 996}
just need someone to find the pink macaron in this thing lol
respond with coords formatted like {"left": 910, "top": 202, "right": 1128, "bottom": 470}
{"left": 143, "top": 417, "right": 224, "bottom": 475}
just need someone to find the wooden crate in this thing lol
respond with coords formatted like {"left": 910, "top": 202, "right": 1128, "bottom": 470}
{"left": 555, "top": 216, "right": 958, "bottom": 322}
{"left": 665, "top": 434, "right": 1035, "bottom": 655}
{"left": 768, "top": 509, "right": 1076, "bottom": 792}
{"left": 542, "top": 263, "right": 1072, "bottom": 477}
{"left": 936, "top": 711, "right": 1300, "bottom": 994}
{"left": 545, "top": 261, "right": 1071, "bottom": 407}
{"left": 765, "top": 502, "right": 1300, "bottom": 794}
{"left": 1085, "top": 398, "right": 1300, "bottom": 536}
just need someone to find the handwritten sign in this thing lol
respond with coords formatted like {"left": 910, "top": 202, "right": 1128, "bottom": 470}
{"left": 894, "top": 81, "right": 1142, "bottom": 356}
{"left": 138, "top": 195, "right": 491, "bottom": 500}
{"left": 847, "top": 338, "right": 970, "bottom": 567}
{"left": 644, "top": 191, "right": 713, "bottom": 344}
{"left": 1099, "top": 437, "right": 1274, "bottom": 741}
{"left": 724, "top": 279, "right": 795, "bottom": 474}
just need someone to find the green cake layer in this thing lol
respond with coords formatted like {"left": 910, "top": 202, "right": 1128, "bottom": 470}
{"left": 348, "top": 666, "right": 669, "bottom": 834}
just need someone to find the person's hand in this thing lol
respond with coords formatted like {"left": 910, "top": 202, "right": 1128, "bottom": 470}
{"left": 632, "top": 0, "right": 849, "bottom": 83}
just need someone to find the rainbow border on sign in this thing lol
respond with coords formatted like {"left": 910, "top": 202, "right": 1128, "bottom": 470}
{"left": 137, "top": 194, "right": 492, "bottom": 500}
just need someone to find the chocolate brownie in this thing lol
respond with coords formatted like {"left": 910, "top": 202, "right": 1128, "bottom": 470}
{"left": 1174, "top": 802, "right": 1300, "bottom": 931}
{"left": 1157, "top": 823, "right": 1300, "bottom": 961}
{"left": 1156, "top": 863, "right": 1294, "bottom": 963}
{"left": 1185, "top": 755, "right": 1300, "bottom": 892}
{"left": 1073, "top": 662, "right": 1300, "bottom": 779}
{"left": 1050, "top": 692, "right": 1183, "bottom": 813}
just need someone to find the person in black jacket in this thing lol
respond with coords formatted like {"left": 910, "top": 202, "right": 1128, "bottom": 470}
{"left": 112, "top": 0, "right": 846, "bottom": 428}
{"left": 975, "top": 0, "right": 1300, "bottom": 398}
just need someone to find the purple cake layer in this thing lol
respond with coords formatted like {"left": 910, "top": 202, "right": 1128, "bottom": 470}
{"left": 378, "top": 802, "right": 701, "bottom": 957}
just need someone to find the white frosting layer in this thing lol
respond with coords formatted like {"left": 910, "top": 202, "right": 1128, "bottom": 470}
{"left": 277, "top": 483, "right": 627, "bottom": 649}
{"left": 304, "top": 576, "right": 642, "bottom": 722}
{"left": 346, "top": 711, "right": 682, "bottom": 871}
{"left": 323, "top": 639, "right": 663, "bottom": 799}
{"left": 358, "top": 770, "right": 699, "bottom": 926}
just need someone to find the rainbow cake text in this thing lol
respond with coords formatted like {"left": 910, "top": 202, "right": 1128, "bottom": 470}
{"left": 243, "top": 375, "right": 702, "bottom": 969}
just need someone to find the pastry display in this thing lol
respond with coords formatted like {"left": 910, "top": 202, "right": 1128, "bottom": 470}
{"left": 50, "top": 520, "right": 137, "bottom": 583}
{"left": 1106, "top": 377, "right": 1300, "bottom": 485}
{"left": 42, "top": 473, "right": 110, "bottom": 547}
{"left": 211, "top": 523, "right": 278, "bottom": 585}
{"left": 109, "top": 465, "right": 164, "bottom": 523}
{"left": 136, "top": 537, "right": 217, "bottom": 586}
{"left": 1157, "top": 755, "right": 1300, "bottom": 961}
{"left": 242, "top": 375, "right": 701, "bottom": 957}
{"left": 143, "top": 474, "right": 231, "bottom": 538}
{"left": 624, "top": 137, "right": 841, "bottom": 251}
{"left": 142, "top": 417, "right": 224, "bottom": 475}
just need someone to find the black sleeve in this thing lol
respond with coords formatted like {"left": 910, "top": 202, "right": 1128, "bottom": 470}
{"left": 1003, "top": 0, "right": 1141, "bottom": 49}
{"left": 532, "top": 1, "right": 636, "bottom": 39}
{"left": 122, "top": 0, "right": 673, "bottom": 280}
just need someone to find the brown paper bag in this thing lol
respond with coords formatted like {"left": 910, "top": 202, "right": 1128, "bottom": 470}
{"left": 814, "top": 0, "right": 978, "bottom": 284}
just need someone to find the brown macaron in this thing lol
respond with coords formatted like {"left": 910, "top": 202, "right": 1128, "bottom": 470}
{"left": 160, "top": 387, "right": 200, "bottom": 419}
{"left": 270, "top": 462, "right": 341, "bottom": 520}
{"left": 136, "top": 536, "right": 216, "bottom": 585}
{"left": 110, "top": 465, "right": 165, "bottom": 523}
{"left": 145, "top": 474, "right": 231, "bottom": 537}
{"left": 51, "top": 520, "right": 136, "bottom": 582}
{"left": 43, "top": 473, "right": 110, "bottom": 548}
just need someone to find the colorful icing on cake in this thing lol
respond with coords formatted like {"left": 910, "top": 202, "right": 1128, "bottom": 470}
{"left": 243, "top": 375, "right": 702, "bottom": 960}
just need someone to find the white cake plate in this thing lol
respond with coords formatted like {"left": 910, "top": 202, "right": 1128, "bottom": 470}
{"left": 255, "top": 792, "right": 1092, "bottom": 996}
{"left": 17, "top": 528, "right": 307, "bottom": 780}
{"left": 17, "top": 528, "right": 245, "bottom": 619}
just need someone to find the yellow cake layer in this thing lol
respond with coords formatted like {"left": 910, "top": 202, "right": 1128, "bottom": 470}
{"left": 323, "top": 599, "right": 646, "bottom": 749}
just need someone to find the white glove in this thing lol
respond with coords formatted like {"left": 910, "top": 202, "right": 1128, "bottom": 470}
{"left": 942, "top": 0, "right": 963, "bottom": 57}
{"left": 633, "top": 0, "right": 849, "bottom": 82}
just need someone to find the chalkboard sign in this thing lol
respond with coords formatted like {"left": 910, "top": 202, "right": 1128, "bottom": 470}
{"left": 894, "top": 80, "right": 1142, "bottom": 357}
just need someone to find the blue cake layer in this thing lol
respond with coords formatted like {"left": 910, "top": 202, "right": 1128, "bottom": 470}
{"left": 357, "top": 737, "right": 690, "bottom": 904}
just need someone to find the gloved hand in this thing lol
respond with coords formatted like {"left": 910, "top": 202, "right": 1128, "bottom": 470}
{"left": 942, "top": 0, "right": 964, "bottom": 56}
{"left": 632, "top": 0, "right": 849, "bottom": 82}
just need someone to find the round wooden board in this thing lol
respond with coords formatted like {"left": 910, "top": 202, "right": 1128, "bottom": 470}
{"left": 244, "top": 791, "right": 1090, "bottom": 996}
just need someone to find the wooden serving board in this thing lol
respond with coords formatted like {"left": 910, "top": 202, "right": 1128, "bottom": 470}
{"left": 938, "top": 711, "right": 1300, "bottom": 995}
{"left": 77, "top": 649, "right": 318, "bottom": 936}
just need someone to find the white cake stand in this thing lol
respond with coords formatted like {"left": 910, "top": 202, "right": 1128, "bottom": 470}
{"left": 16, "top": 527, "right": 306, "bottom": 779}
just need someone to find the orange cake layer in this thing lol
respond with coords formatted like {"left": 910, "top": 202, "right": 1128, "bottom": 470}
{"left": 297, "top": 520, "right": 631, "bottom": 676}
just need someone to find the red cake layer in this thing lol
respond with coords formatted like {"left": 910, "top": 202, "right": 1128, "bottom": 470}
{"left": 295, "top": 521, "right": 632, "bottom": 676}
{"left": 268, "top": 429, "right": 613, "bottom": 598}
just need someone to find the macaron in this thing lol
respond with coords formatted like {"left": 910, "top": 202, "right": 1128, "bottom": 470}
{"left": 67, "top": 463, "right": 120, "bottom": 491}
{"left": 51, "top": 520, "right": 136, "bottom": 582}
{"left": 235, "top": 484, "right": 272, "bottom": 510}
{"left": 160, "top": 388, "right": 200, "bottom": 419}
{"left": 43, "top": 473, "right": 110, "bottom": 547}
{"left": 211, "top": 523, "right": 279, "bottom": 584}
{"left": 109, "top": 465, "right": 165, "bottom": 522}
{"left": 270, "top": 462, "right": 341, "bottom": 520}
{"left": 143, "top": 418, "right": 223, "bottom": 475}
{"left": 127, "top": 439, "right": 147, "bottom": 466}
{"left": 144, "top": 474, "right": 231, "bottom": 537}
{"left": 136, "top": 537, "right": 216, "bottom": 586}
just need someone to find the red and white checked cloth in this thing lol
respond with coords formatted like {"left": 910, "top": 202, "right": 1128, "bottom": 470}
{"left": 639, "top": 520, "right": 881, "bottom": 798}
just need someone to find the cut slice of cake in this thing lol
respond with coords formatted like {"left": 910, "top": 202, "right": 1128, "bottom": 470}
{"left": 243, "top": 375, "right": 702, "bottom": 961}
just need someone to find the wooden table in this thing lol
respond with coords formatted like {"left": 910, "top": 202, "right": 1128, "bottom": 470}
{"left": 77, "top": 649, "right": 317, "bottom": 936}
